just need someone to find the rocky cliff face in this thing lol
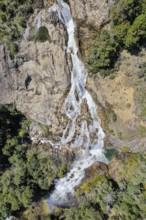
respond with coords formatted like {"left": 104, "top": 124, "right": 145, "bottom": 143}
{"left": 0, "top": 7, "right": 71, "bottom": 127}
{"left": 68, "top": 0, "right": 114, "bottom": 56}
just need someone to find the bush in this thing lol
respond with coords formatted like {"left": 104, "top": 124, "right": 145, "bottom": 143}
{"left": 125, "top": 13, "right": 146, "bottom": 50}
{"left": 9, "top": 42, "right": 19, "bottom": 58}
{"left": 87, "top": 0, "right": 146, "bottom": 76}
{"left": 0, "top": 3, "right": 6, "bottom": 12}
{"left": 35, "top": 26, "right": 50, "bottom": 42}
{"left": 29, "top": 26, "right": 51, "bottom": 43}
{"left": 0, "top": 105, "right": 68, "bottom": 219}
{"left": 87, "top": 31, "right": 120, "bottom": 76}
{"left": 111, "top": 21, "right": 130, "bottom": 45}
{"left": 65, "top": 204, "right": 103, "bottom": 220}
{"left": 0, "top": 0, "right": 34, "bottom": 58}
{"left": 72, "top": 153, "right": 146, "bottom": 220}
{"left": 110, "top": 0, "right": 141, "bottom": 25}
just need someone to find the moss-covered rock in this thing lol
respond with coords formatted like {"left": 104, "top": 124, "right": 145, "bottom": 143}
{"left": 29, "top": 26, "right": 51, "bottom": 43}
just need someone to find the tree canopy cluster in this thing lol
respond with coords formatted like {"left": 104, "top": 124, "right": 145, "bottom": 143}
{"left": 0, "top": 107, "right": 146, "bottom": 220}
{"left": 0, "top": 0, "right": 34, "bottom": 57}
{"left": 0, "top": 105, "right": 67, "bottom": 219}
{"left": 87, "top": 0, "right": 146, "bottom": 76}
{"left": 52, "top": 153, "right": 146, "bottom": 220}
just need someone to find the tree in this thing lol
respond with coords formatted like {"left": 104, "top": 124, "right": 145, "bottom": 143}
{"left": 125, "top": 13, "right": 146, "bottom": 50}
{"left": 111, "top": 22, "right": 130, "bottom": 45}
{"left": 87, "top": 31, "right": 119, "bottom": 75}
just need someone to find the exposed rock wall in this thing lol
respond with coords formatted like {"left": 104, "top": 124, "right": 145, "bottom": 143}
{"left": 68, "top": 0, "right": 114, "bottom": 56}
{"left": 0, "top": 8, "right": 71, "bottom": 126}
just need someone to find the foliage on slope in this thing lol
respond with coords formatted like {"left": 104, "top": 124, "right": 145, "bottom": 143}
{"left": 20, "top": 152, "right": 146, "bottom": 220}
{"left": 1, "top": 105, "right": 146, "bottom": 220}
{"left": 87, "top": 0, "right": 146, "bottom": 76}
{"left": 63, "top": 153, "right": 146, "bottom": 220}
{"left": 0, "top": 0, "right": 34, "bottom": 57}
{"left": 0, "top": 105, "right": 66, "bottom": 219}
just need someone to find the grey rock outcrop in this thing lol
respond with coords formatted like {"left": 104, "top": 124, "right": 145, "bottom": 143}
{"left": 69, "top": 0, "right": 112, "bottom": 27}
{"left": 0, "top": 8, "right": 71, "bottom": 126}
{"left": 68, "top": 0, "right": 114, "bottom": 55}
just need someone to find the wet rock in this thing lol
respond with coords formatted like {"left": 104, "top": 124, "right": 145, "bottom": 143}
{"left": 84, "top": 162, "right": 108, "bottom": 179}
{"left": 108, "top": 158, "right": 122, "bottom": 182}
{"left": 60, "top": 147, "right": 75, "bottom": 164}
{"left": 74, "top": 162, "right": 108, "bottom": 191}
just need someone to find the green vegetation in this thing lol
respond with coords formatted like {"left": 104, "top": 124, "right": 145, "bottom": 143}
{"left": 120, "top": 146, "right": 131, "bottom": 153}
{"left": 141, "top": 106, "right": 146, "bottom": 120}
{"left": 105, "top": 148, "right": 119, "bottom": 160}
{"left": 125, "top": 13, "right": 146, "bottom": 50}
{"left": 0, "top": 105, "right": 65, "bottom": 219}
{"left": 24, "top": 152, "right": 145, "bottom": 220}
{"left": 138, "top": 125, "right": 146, "bottom": 137}
{"left": 104, "top": 102, "right": 117, "bottom": 135}
{"left": 58, "top": 163, "right": 68, "bottom": 178}
{"left": 64, "top": 204, "right": 103, "bottom": 220}
{"left": 87, "top": 31, "right": 120, "bottom": 76}
{"left": 29, "top": 26, "right": 51, "bottom": 42}
{"left": 23, "top": 202, "right": 52, "bottom": 220}
{"left": 0, "top": 0, "right": 34, "bottom": 57}
{"left": 0, "top": 105, "right": 146, "bottom": 220}
{"left": 87, "top": 0, "right": 146, "bottom": 76}
{"left": 106, "top": 102, "right": 117, "bottom": 122}
{"left": 70, "top": 153, "right": 146, "bottom": 220}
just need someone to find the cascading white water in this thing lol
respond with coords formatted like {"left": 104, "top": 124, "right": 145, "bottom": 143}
{"left": 47, "top": 0, "right": 108, "bottom": 208}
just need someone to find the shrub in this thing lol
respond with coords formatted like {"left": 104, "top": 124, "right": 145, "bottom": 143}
{"left": 29, "top": 26, "right": 51, "bottom": 42}
{"left": 87, "top": 0, "right": 146, "bottom": 76}
{"left": 0, "top": 3, "right": 6, "bottom": 12}
{"left": 138, "top": 125, "right": 146, "bottom": 136}
{"left": 65, "top": 205, "right": 103, "bottom": 220}
{"left": 35, "top": 26, "right": 50, "bottom": 42}
{"left": 110, "top": 0, "right": 141, "bottom": 25}
{"left": 0, "top": 0, "right": 34, "bottom": 57}
{"left": 87, "top": 31, "right": 120, "bottom": 75}
{"left": 0, "top": 105, "right": 63, "bottom": 219}
{"left": 9, "top": 42, "right": 19, "bottom": 58}
{"left": 125, "top": 13, "right": 146, "bottom": 50}
{"left": 111, "top": 21, "right": 130, "bottom": 45}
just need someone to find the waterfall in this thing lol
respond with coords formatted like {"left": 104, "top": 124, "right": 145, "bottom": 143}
{"left": 47, "top": 0, "right": 108, "bottom": 208}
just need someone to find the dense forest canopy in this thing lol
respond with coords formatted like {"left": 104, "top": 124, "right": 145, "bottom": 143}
{"left": 0, "top": 105, "right": 67, "bottom": 219}
{"left": 0, "top": 0, "right": 34, "bottom": 57}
